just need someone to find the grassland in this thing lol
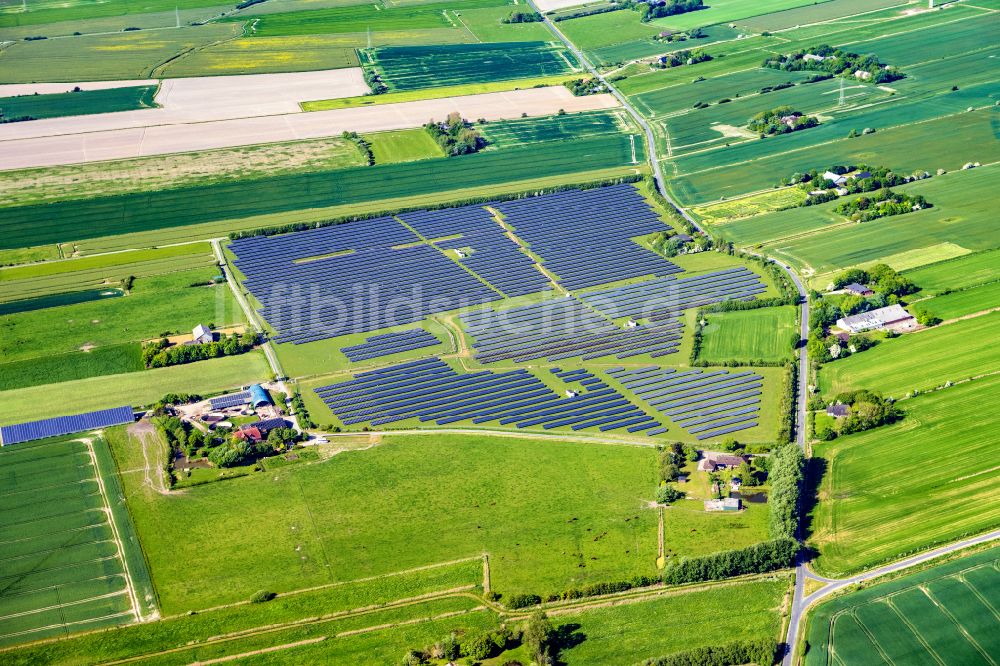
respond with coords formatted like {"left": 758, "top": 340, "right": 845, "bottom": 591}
{"left": 104, "top": 430, "right": 661, "bottom": 613}
{"left": 455, "top": 5, "right": 553, "bottom": 42}
{"left": 809, "top": 375, "right": 1000, "bottom": 577}
{"left": 160, "top": 34, "right": 360, "bottom": 76}
{"left": 229, "top": 2, "right": 457, "bottom": 36}
{"left": 0, "top": 343, "right": 143, "bottom": 391}
{"left": 0, "top": 138, "right": 366, "bottom": 208}
{"left": 1, "top": 135, "right": 640, "bottom": 249}
{"left": 0, "top": 0, "right": 228, "bottom": 28}
{"left": 903, "top": 249, "right": 1000, "bottom": 296}
{"left": 805, "top": 546, "right": 1000, "bottom": 666}
{"left": 909, "top": 280, "right": 1000, "bottom": 321}
{"left": 0, "top": 351, "right": 269, "bottom": 424}
{"left": 367, "top": 128, "right": 444, "bottom": 164}
{"left": 367, "top": 41, "right": 578, "bottom": 91}
{"left": 0, "top": 24, "right": 242, "bottom": 82}
{"left": 649, "top": 0, "right": 817, "bottom": 31}
{"left": 555, "top": 9, "right": 660, "bottom": 58}
{"left": 0, "top": 267, "right": 242, "bottom": 363}
{"left": 698, "top": 306, "right": 797, "bottom": 364}
{"left": 0, "top": 436, "right": 147, "bottom": 646}
{"left": 301, "top": 74, "right": 576, "bottom": 110}
{"left": 479, "top": 109, "right": 627, "bottom": 147}
{"left": 817, "top": 313, "right": 999, "bottom": 398}
{"left": 693, "top": 188, "right": 808, "bottom": 225}
{"left": 0, "top": 85, "right": 157, "bottom": 120}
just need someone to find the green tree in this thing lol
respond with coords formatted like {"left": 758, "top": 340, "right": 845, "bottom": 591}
{"left": 522, "top": 612, "right": 553, "bottom": 665}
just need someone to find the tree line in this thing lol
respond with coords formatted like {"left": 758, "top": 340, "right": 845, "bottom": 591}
{"left": 763, "top": 44, "right": 904, "bottom": 84}
{"left": 834, "top": 188, "right": 930, "bottom": 223}
{"left": 142, "top": 332, "right": 257, "bottom": 368}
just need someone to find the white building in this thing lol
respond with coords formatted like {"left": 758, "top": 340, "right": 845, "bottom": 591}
{"left": 192, "top": 324, "right": 214, "bottom": 344}
{"left": 835, "top": 304, "right": 917, "bottom": 333}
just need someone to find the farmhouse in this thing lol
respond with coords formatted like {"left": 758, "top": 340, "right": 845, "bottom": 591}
{"left": 823, "top": 171, "right": 848, "bottom": 186}
{"left": 826, "top": 403, "right": 850, "bottom": 418}
{"left": 192, "top": 323, "right": 213, "bottom": 345}
{"left": 780, "top": 112, "right": 802, "bottom": 128}
{"left": 705, "top": 498, "right": 742, "bottom": 512}
{"left": 803, "top": 53, "right": 827, "bottom": 62}
{"left": 844, "top": 283, "right": 874, "bottom": 297}
{"left": 697, "top": 453, "right": 748, "bottom": 472}
{"left": 854, "top": 70, "right": 872, "bottom": 80}
{"left": 836, "top": 304, "right": 917, "bottom": 333}
{"left": 234, "top": 417, "right": 289, "bottom": 443}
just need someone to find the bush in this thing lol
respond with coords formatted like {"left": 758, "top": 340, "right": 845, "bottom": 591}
{"left": 656, "top": 485, "right": 684, "bottom": 504}
{"left": 250, "top": 590, "right": 276, "bottom": 603}
{"left": 505, "top": 593, "right": 542, "bottom": 609}
{"left": 643, "top": 637, "right": 778, "bottom": 666}
{"left": 662, "top": 538, "right": 797, "bottom": 585}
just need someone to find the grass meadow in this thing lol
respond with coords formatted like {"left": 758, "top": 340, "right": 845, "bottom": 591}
{"left": 367, "top": 128, "right": 444, "bottom": 164}
{"left": 0, "top": 343, "right": 143, "bottom": 391}
{"left": 903, "top": 249, "right": 1000, "bottom": 297}
{"left": 160, "top": 35, "right": 360, "bottom": 77}
{"left": 809, "top": 374, "right": 1000, "bottom": 577}
{"left": 805, "top": 546, "right": 1000, "bottom": 666}
{"left": 0, "top": 0, "right": 228, "bottom": 28}
{"left": 0, "top": 351, "right": 269, "bottom": 424}
{"left": 817, "top": 312, "right": 999, "bottom": 398}
{"left": 698, "top": 306, "right": 797, "bottom": 364}
{"left": 0, "top": 85, "right": 157, "bottom": 119}
{"left": 0, "top": 437, "right": 137, "bottom": 646}
{"left": 910, "top": 280, "right": 1000, "bottom": 322}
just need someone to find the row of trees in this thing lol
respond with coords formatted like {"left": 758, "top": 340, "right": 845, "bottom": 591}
{"left": 831, "top": 264, "right": 917, "bottom": 298}
{"left": 502, "top": 9, "right": 542, "bottom": 22}
{"left": 762, "top": 44, "right": 904, "bottom": 83}
{"left": 401, "top": 613, "right": 555, "bottom": 665}
{"left": 629, "top": 0, "right": 704, "bottom": 22}
{"left": 643, "top": 638, "right": 778, "bottom": 666}
{"left": 768, "top": 444, "right": 805, "bottom": 539}
{"left": 747, "top": 106, "right": 819, "bottom": 136}
{"left": 834, "top": 188, "right": 930, "bottom": 222}
{"left": 342, "top": 131, "right": 374, "bottom": 165}
{"left": 424, "top": 112, "right": 485, "bottom": 156}
{"left": 142, "top": 332, "right": 257, "bottom": 368}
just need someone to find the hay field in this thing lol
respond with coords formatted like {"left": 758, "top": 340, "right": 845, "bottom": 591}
{"left": 0, "top": 85, "right": 157, "bottom": 119}
{"left": 806, "top": 546, "right": 1000, "bottom": 666}
{"left": 699, "top": 306, "right": 797, "bottom": 364}
{"left": 367, "top": 128, "right": 444, "bottom": 164}
{"left": 810, "top": 374, "right": 1000, "bottom": 577}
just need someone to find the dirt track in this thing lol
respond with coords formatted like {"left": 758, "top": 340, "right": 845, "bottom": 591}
{"left": 0, "top": 86, "right": 619, "bottom": 170}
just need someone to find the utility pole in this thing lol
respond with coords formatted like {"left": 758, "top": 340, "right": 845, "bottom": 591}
{"left": 838, "top": 76, "right": 845, "bottom": 107}
{"left": 175, "top": 6, "right": 180, "bottom": 28}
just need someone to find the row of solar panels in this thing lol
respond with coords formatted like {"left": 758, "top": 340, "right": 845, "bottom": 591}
{"left": 340, "top": 329, "right": 440, "bottom": 362}
{"left": 609, "top": 367, "right": 762, "bottom": 440}
{"left": 0, "top": 406, "right": 135, "bottom": 446}
{"left": 313, "top": 357, "right": 662, "bottom": 433}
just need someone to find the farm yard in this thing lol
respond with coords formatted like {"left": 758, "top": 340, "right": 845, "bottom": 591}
{"left": 805, "top": 546, "right": 1000, "bottom": 665}
{"left": 0, "top": 0, "right": 996, "bottom": 661}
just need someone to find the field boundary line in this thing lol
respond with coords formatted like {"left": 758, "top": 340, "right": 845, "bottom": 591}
{"left": 189, "top": 636, "right": 326, "bottom": 665}
{"left": 0, "top": 589, "right": 130, "bottom": 623}
{"left": 0, "top": 610, "right": 134, "bottom": 645}
{"left": 920, "top": 584, "right": 994, "bottom": 664}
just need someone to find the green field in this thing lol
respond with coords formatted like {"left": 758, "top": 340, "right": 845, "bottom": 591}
{"left": 699, "top": 306, "right": 797, "bottom": 364}
{"left": 650, "top": 0, "right": 818, "bottom": 31}
{"left": 0, "top": 436, "right": 153, "bottom": 646}
{"left": 0, "top": 351, "right": 269, "bottom": 424}
{"left": 817, "top": 313, "right": 999, "bottom": 398}
{"left": 0, "top": 343, "right": 143, "bottom": 391}
{"left": 455, "top": 5, "right": 552, "bottom": 42}
{"left": 810, "top": 375, "right": 1000, "bottom": 577}
{"left": 555, "top": 9, "right": 660, "bottom": 61}
{"left": 0, "top": 135, "right": 641, "bottom": 248}
{"left": 367, "top": 128, "right": 445, "bottom": 164}
{"left": 903, "top": 249, "right": 1000, "bottom": 296}
{"left": 479, "top": 109, "right": 627, "bottom": 147}
{"left": 367, "top": 41, "right": 579, "bottom": 91}
{"left": 0, "top": 267, "right": 243, "bottom": 363}
{"left": 910, "top": 280, "right": 1000, "bottom": 321}
{"left": 160, "top": 34, "right": 361, "bottom": 76}
{"left": 736, "top": 0, "right": 906, "bottom": 32}
{"left": 0, "top": 85, "right": 157, "bottom": 120}
{"left": 0, "top": 0, "right": 227, "bottom": 28}
{"left": 805, "top": 546, "right": 1000, "bottom": 665}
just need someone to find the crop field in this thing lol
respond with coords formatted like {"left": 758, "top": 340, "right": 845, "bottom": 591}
{"left": 736, "top": 0, "right": 907, "bottom": 32}
{"left": 479, "top": 109, "right": 627, "bottom": 147}
{"left": 910, "top": 280, "right": 1000, "bottom": 322}
{"left": 454, "top": 5, "right": 552, "bottom": 42}
{"left": 0, "top": 138, "right": 367, "bottom": 208}
{"left": 230, "top": 2, "right": 452, "bottom": 35}
{"left": 903, "top": 249, "right": 1000, "bottom": 296}
{"left": 367, "top": 128, "right": 444, "bottom": 163}
{"left": 818, "top": 313, "right": 999, "bottom": 398}
{"left": 588, "top": 23, "right": 740, "bottom": 67}
{"left": 0, "top": 436, "right": 149, "bottom": 646}
{"left": 0, "top": 0, "right": 228, "bottom": 28}
{"left": 810, "top": 374, "right": 1000, "bottom": 577}
{"left": 698, "top": 306, "right": 797, "bottom": 364}
{"left": 1, "top": 134, "right": 639, "bottom": 248}
{"left": 0, "top": 267, "right": 242, "bottom": 364}
{"left": 693, "top": 188, "right": 808, "bottom": 226}
{"left": 806, "top": 547, "right": 1000, "bottom": 666}
{"left": 555, "top": 9, "right": 660, "bottom": 57}
{"left": 160, "top": 35, "right": 360, "bottom": 77}
{"left": 0, "top": 351, "right": 269, "bottom": 424}
{"left": 104, "top": 430, "right": 660, "bottom": 613}
{"left": 0, "top": 24, "right": 241, "bottom": 82}
{"left": 366, "top": 41, "right": 579, "bottom": 91}
{"left": 648, "top": 0, "right": 817, "bottom": 31}
{"left": 0, "top": 343, "right": 143, "bottom": 391}
{"left": 0, "top": 85, "right": 157, "bottom": 120}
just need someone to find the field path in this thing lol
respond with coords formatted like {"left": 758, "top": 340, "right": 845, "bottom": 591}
{"left": 128, "top": 420, "right": 169, "bottom": 496}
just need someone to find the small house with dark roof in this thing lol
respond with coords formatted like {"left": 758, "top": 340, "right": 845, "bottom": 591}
{"left": 697, "top": 453, "right": 748, "bottom": 472}
{"left": 826, "top": 404, "right": 850, "bottom": 418}
{"left": 844, "top": 283, "right": 874, "bottom": 297}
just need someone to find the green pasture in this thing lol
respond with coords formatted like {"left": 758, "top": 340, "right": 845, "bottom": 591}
{"left": 588, "top": 23, "right": 740, "bottom": 66}
{"left": 368, "top": 41, "right": 578, "bottom": 91}
{"left": 0, "top": 24, "right": 241, "bottom": 82}
{"left": 0, "top": 437, "right": 133, "bottom": 646}
{"left": 453, "top": 5, "right": 551, "bottom": 42}
{"left": 366, "top": 128, "right": 444, "bottom": 164}
{"left": 301, "top": 74, "right": 575, "bottom": 110}
{"left": 0, "top": 243, "right": 212, "bottom": 281}
{"left": 810, "top": 374, "right": 1000, "bottom": 577}
{"left": 698, "top": 306, "right": 797, "bottom": 364}
{"left": 817, "top": 313, "right": 999, "bottom": 398}
{"left": 1, "top": 134, "right": 638, "bottom": 249}
{"left": 555, "top": 9, "right": 660, "bottom": 55}
{"left": 161, "top": 34, "right": 360, "bottom": 77}
{"left": 909, "top": 280, "right": 1000, "bottom": 321}
{"left": 0, "top": 0, "right": 226, "bottom": 28}
{"left": 0, "top": 267, "right": 242, "bottom": 363}
{"left": 0, "top": 85, "right": 157, "bottom": 120}
{"left": 648, "top": 0, "right": 817, "bottom": 31}
{"left": 805, "top": 547, "right": 1000, "bottom": 666}
{"left": 0, "top": 351, "right": 269, "bottom": 424}
{"left": 903, "top": 249, "right": 1000, "bottom": 296}
{"left": 0, "top": 138, "right": 366, "bottom": 208}
{"left": 0, "top": 5, "right": 230, "bottom": 39}
{"left": 706, "top": 204, "right": 847, "bottom": 248}
{"left": 762, "top": 167, "right": 999, "bottom": 280}
{"left": 0, "top": 343, "right": 143, "bottom": 391}
{"left": 226, "top": 1, "right": 455, "bottom": 35}
{"left": 846, "top": 10, "right": 999, "bottom": 67}
{"left": 693, "top": 188, "right": 807, "bottom": 226}
{"left": 736, "top": 0, "right": 906, "bottom": 32}
{"left": 479, "top": 109, "right": 627, "bottom": 147}
{"left": 105, "top": 429, "right": 661, "bottom": 613}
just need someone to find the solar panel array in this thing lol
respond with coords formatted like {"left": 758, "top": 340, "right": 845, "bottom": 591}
{"left": 313, "top": 358, "right": 661, "bottom": 433}
{"left": 461, "top": 297, "right": 683, "bottom": 363}
{"left": 608, "top": 367, "right": 762, "bottom": 440}
{"left": 398, "top": 206, "right": 550, "bottom": 298}
{"left": 0, "top": 406, "right": 135, "bottom": 446}
{"left": 493, "top": 184, "right": 680, "bottom": 290}
{"left": 209, "top": 391, "right": 251, "bottom": 409}
{"left": 230, "top": 217, "right": 498, "bottom": 344}
{"left": 340, "top": 329, "right": 441, "bottom": 362}
{"left": 580, "top": 267, "right": 767, "bottom": 321}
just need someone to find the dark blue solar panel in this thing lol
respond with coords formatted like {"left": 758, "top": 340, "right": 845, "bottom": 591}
{"left": 0, "top": 406, "right": 134, "bottom": 446}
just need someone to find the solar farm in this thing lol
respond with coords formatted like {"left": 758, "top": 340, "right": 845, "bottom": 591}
{"left": 0, "top": 406, "right": 134, "bottom": 446}
{"left": 0, "top": 436, "right": 139, "bottom": 645}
